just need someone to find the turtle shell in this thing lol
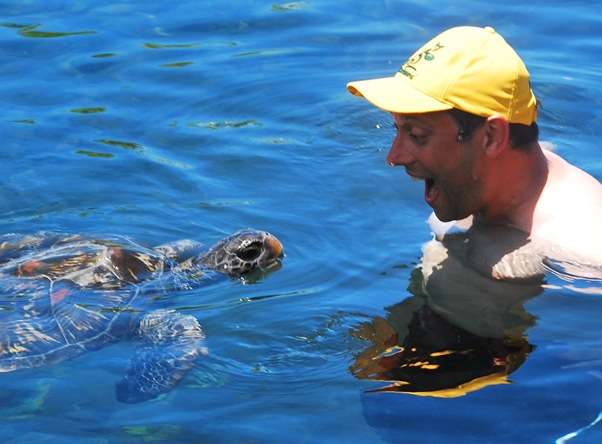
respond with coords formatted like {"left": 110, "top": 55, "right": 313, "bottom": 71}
{"left": 0, "top": 233, "right": 166, "bottom": 372}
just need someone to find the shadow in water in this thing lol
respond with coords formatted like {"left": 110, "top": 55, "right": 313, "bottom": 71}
{"left": 351, "top": 224, "right": 547, "bottom": 398}
{"left": 350, "top": 293, "right": 534, "bottom": 397}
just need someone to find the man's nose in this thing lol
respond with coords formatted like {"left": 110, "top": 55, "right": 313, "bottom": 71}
{"left": 386, "top": 134, "right": 414, "bottom": 166}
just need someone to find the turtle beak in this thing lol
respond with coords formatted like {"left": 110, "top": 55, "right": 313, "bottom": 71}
{"left": 265, "top": 234, "right": 284, "bottom": 260}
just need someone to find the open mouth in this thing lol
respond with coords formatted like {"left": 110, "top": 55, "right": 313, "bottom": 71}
{"left": 424, "top": 177, "right": 439, "bottom": 205}
{"left": 405, "top": 170, "right": 439, "bottom": 207}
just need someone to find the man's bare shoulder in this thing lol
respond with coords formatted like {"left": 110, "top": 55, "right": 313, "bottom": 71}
{"left": 541, "top": 149, "right": 601, "bottom": 199}
{"left": 531, "top": 149, "right": 602, "bottom": 262}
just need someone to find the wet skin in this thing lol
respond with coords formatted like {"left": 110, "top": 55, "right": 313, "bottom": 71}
{"left": 386, "top": 111, "right": 487, "bottom": 223}
{"left": 387, "top": 111, "right": 602, "bottom": 265}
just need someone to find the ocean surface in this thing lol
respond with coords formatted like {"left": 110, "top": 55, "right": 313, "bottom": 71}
{"left": 1, "top": 1, "right": 601, "bottom": 443}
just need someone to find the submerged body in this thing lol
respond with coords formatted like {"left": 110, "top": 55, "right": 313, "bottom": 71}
{"left": 0, "top": 229, "right": 283, "bottom": 403}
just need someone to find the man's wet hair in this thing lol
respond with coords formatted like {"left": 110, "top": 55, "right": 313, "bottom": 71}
{"left": 448, "top": 108, "right": 539, "bottom": 150}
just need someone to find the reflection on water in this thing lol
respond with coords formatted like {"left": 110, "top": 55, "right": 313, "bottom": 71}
{"left": 351, "top": 292, "right": 534, "bottom": 398}
{"left": 351, "top": 225, "right": 546, "bottom": 397}
{"left": 18, "top": 26, "right": 96, "bottom": 39}
{"left": 0, "top": 23, "right": 96, "bottom": 39}
{"left": 544, "top": 257, "right": 602, "bottom": 283}
{"left": 70, "top": 107, "right": 106, "bottom": 114}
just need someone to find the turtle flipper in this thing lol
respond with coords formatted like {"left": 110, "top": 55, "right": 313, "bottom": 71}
{"left": 115, "top": 309, "right": 206, "bottom": 403}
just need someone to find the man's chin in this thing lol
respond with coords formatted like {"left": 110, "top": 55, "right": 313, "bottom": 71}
{"left": 431, "top": 207, "right": 471, "bottom": 224}
{"left": 434, "top": 214, "right": 454, "bottom": 223}
{"left": 431, "top": 208, "right": 454, "bottom": 223}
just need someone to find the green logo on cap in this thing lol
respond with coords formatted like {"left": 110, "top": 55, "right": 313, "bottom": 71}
{"left": 399, "top": 42, "right": 444, "bottom": 79}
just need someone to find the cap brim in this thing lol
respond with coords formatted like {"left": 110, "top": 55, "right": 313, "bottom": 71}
{"left": 347, "top": 75, "right": 452, "bottom": 114}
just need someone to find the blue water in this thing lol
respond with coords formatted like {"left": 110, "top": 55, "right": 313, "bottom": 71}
{"left": 1, "top": 1, "right": 602, "bottom": 442}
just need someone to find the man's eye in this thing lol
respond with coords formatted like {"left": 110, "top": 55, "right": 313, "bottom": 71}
{"left": 407, "top": 129, "right": 428, "bottom": 145}
{"left": 392, "top": 122, "right": 427, "bottom": 144}
{"left": 410, "top": 132, "right": 427, "bottom": 142}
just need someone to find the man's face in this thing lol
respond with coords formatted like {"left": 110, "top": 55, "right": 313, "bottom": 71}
{"left": 387, "top": 112, "right": 485, "bottom": 222}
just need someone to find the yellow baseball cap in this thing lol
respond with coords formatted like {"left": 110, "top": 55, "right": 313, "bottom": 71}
{"left": 347, "top": 26, "right": 537, "bottom": 125}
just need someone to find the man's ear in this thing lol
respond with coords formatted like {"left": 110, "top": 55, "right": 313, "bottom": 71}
{"left": 483, "top": 116, "right": 510, "bottom": 158}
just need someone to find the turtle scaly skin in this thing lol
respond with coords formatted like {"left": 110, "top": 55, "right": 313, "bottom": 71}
{"left": 0, "top": 229, "right": 283, "bottom": 402}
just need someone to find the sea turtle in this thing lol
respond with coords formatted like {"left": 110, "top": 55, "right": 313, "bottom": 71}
{"left": 0, "top": 229, "right": 283, "bottom": 403}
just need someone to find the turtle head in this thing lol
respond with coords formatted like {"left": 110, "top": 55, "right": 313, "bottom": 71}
{"left": 197, "top": 229, "right": 284, "bottom": 279}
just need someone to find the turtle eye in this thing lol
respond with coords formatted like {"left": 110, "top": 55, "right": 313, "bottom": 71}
{"left": 235, "top": 241, "right": 262, "bottom": 262}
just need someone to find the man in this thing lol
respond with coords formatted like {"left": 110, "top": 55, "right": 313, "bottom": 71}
{"left": 347, "top": 26, "right": 602, "bottom": 266}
